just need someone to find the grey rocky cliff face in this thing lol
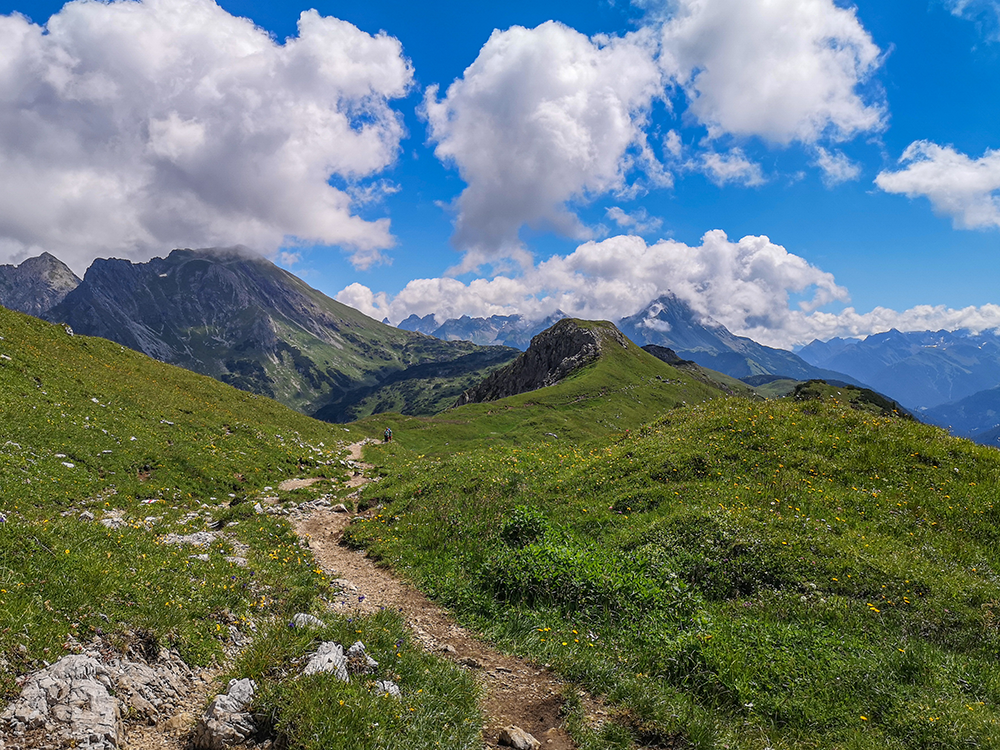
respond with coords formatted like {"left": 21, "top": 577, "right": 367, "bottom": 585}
{"left": 0, "top": 253, "right": 81, "bottom": 317}
{"left": 455, "top": 319, "right": 629, "bottom": 406}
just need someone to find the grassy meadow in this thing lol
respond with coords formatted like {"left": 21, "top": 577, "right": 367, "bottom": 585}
{"left": 348, "top": 392, "right": 1000, "bottom": 749}
{"left": 4, "top": 304, "right": 999, "bottom": 749}
{"left": 0, "top": 307, "right": 484, "bottom": 750}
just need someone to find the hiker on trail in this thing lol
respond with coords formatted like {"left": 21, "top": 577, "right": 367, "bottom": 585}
{"left": 383, "top": 427, "right": 392, "bottom": 443}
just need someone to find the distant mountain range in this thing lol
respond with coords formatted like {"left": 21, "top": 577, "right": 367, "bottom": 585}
{"left": 922, "top": 386, "right": 1000, "bottom": 444}
{"left": 798, "top": 328, "right": 1000, "bottom": 407}
{"left": 7, "top": 249, "right": 1000, "bottom": 442}
{"left": 403, "top": 294, "right": 861, "bottom": 386}
{"left": 36, "top": 248, "right": 516, "bottom": 422}
{"left": 617, "top": 295, "right": 862, "bottom": 384}
{"left": 0, "top": 253, "right": 80, "bottom": 317}
{"left": 398, "top": 311, "right": 569, "bottom": 349}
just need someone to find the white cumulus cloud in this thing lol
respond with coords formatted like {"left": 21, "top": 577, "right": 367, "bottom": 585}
{"left": 0, "top": 0, "right": 413, "bottom": 272}
{"left": 814, "top": 148, "right": 862, "bottom": 187}
{"left": 338, "top": 230, "right": 849, "bottom": 344}
{"left": 424, "top": 1, "right": 886, "bottom": 267}
{"left": 691, "top": 148, "right": 765, "bottom": 187}
{"left": 340, "top": 229, "right": 1000, "bottom": 349}
{"left": 660, "top": 0, "right": 886, "bottom": 144}
{"left": 875, "top": 141, "right": 1000, "bottom": 229}
{"left": 423, "top": 21, "right": 664, "bottom": 270}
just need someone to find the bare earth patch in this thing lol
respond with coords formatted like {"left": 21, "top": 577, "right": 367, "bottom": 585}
{"left": 277, "top": 477, "right": 323, "bottom": 491}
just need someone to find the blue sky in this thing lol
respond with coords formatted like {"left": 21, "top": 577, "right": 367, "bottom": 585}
{"left": 1, "top": 0, "right": 999, "bottom": 346}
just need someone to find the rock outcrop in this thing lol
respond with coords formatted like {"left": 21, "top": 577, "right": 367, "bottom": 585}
{"left": 1, "top": 642, "right": 195, "bottom": 749}
{"left": 0, "top": 253, "right": 81, "bottom": 317}
{"left": 455, "top": 319, "right": 629, "bottom": 406}
{"left": 192, "top": 679, "right": 256, "bottom": 750}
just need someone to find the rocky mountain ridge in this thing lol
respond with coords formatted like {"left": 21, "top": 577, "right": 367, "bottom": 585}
{"left": 398, "top": 311, "right": 569, "bottom": 349}
{"left": 455, "top": 319, "right": 629, "bottom": 405}
{"left": 407, "top": 294, "right": 861, "bottom": 386}
{"left": 43, "top": 247, "right": 516, "bottom": 422}
{"left": 0, "top": 252, "right": 80, "bottom": 317}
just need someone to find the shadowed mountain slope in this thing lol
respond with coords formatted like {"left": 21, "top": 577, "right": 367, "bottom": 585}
{"left": 923, "top": 385, "right": 1000, "bottom": 443}
{"left": 46, "top": 247, "right": 517, "bottom": 422}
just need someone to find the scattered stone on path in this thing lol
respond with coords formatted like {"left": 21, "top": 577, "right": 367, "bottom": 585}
{"left": 162, "top": 531, "right": 217, "bottom": 547}
{"left": 301, "top": 642, "right": 349, "bottom": 681}
{"left": 498, "top": 725, "right": 541, "bottom": 750}
{"left": 278, "top": 477, "right": 321, "bottom": 491}
{"left": 331, "top": 503, "right": 349, "bottom": 513}
{"left": 192, "top": 678, "right": 256, "bottom": 750}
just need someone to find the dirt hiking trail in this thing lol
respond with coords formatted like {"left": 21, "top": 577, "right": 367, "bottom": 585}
{"left": 295, "top": 440, "right": 593, "bottom": 750}
{"left": 120, "top": 440, "right": 594, "bottom": 749}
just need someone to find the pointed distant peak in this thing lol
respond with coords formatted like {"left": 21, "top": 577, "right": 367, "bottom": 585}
{"left": 17, "top": 251, "right": 75, "bottom": 272}
{"left": 397, "top": 313, "right": 440, "bottom": 334}
{"left": 628, "top": 293, "right": 724, "bottom": 331}
{"left": 0, "top": 251, "right": 81, "bottom": 316}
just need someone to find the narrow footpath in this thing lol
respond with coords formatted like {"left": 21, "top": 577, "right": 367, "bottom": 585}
{"left": 294, "top": 441, "right": 587, "bottom": 750}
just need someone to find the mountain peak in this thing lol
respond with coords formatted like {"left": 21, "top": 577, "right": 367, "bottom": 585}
{"left": 454, "top": 319, "right": 627, "bottom": 406}
{"left": 0, "top": 252, "right": 81, "bottom": 317}
{"left": 45, "top": 251, "right": 514, "bottom": 421}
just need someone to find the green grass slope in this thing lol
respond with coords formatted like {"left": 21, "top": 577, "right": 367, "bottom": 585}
{"left": 347, "top": 388, "right": 1000, "bottom": 749}
{"left": 0, "top": 308, "right": 486, "bottom": 750}
{"left": 0, "top": 306, "right": 349, "bottom": 691}
{"left": 351, "top": 320, "right": 739, "bottom": 455}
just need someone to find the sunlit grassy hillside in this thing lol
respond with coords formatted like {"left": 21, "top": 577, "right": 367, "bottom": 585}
{"left": 353, "top": 320, "right": 750, "bottom": 455}
{"left": 0, "top": 307, "right": 353, "bottom": 694}
{"left": 0, "top": 306, "right": 485, "bottom": 750}
{"left": 349, "top": 391, "right": 1000, "bottom": 749}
